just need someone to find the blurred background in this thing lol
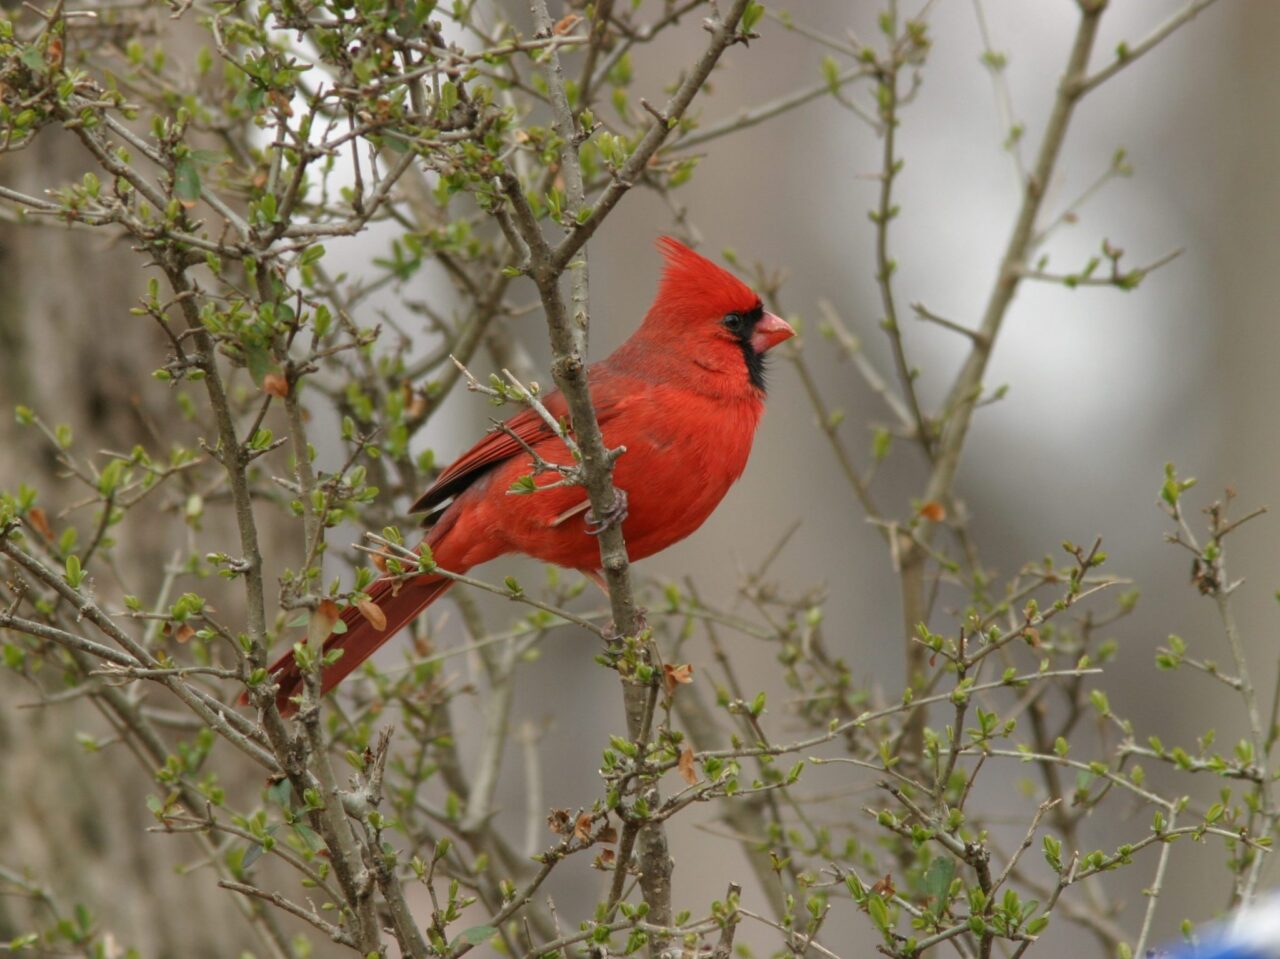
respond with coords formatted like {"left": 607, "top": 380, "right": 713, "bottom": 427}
{"left": 2, "top": 0, "right": 1277, "bottom": 955}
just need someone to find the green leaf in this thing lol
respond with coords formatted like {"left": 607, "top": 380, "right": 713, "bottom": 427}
{"left": 20, "top": 46, "right": 45, "bottom": 73}
{"left": 245, "top": 344, "right": 271, "bottom": 385}
{"left": 293, "top": 823, "right": 323, "bottom": 853}
{"left": 266, "top": 778, "right": 293, "bottom": 807}
{"left": 821, "top": 55, "right": 840, "bottom": 93}
{"left": 456, "top": 926, "right": 497, "bottom": 945}
{"left": 438, "top": 80, "right": 459, "bottom": 116}
{"left": 174, "top": 156, "right": 201, "bottom": 201}
{"left": 867, "top": 893, "right": 890, "bottom": 933}
{"left": 871, "top": 427, "right": 892, "bottom": 462}
{"left": 923, "top": 857, "right": 955, "bottom": 916}
{"left": 242, "top": 825, "right": 279, "bottom": 869}
{"left": 509, "top": 474, "right": 538, "bottom": 494}
{"left": 418, "top": 542, "right": 436, "bottom": 572}
{"left": 1043, "top": 835, "right": 1062, "bottom": 871}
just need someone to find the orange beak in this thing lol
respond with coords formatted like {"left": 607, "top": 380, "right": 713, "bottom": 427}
{"left": 750, "top": 311, "right": 795, "bottom": 353}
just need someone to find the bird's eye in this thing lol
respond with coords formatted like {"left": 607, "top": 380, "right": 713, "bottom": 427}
{"left": 722, "top": 312, "right": 745, "bottom": 334}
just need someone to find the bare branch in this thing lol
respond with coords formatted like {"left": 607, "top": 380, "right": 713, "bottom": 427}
{"left": 1078, "top": 0, "right": 1222, "bottom": 95}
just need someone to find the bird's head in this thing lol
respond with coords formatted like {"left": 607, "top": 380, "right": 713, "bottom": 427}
{"left": 637, "top": 236, "right": 795, "bottom": 393}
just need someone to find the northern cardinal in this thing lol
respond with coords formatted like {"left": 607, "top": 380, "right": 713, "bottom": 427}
{"left": 258, "top": 237, "right": 794, "bottom": 714}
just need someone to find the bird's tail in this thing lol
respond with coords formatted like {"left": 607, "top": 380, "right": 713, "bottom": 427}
{"left": 248, "top": 574, "right": 454, "bottom": 716}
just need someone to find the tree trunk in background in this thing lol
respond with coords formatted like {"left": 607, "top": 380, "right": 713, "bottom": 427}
{"left": 0, "top": 130, "right": 254, "bottom": 957}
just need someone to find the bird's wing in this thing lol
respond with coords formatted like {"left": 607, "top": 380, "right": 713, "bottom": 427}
{"left": 410, "top": 369, "right": 627, "bottom": 516}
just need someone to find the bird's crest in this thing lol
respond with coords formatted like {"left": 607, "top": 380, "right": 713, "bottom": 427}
{"left": 654, "top": 236, "right": 760, "bottom": 319}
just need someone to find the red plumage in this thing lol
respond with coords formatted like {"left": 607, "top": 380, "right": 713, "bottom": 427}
{"left": 258, "top": 237, "right": 793, "bottom": 715}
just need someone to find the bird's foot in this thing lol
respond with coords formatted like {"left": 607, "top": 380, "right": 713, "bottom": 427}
{"left": 602, "top": 605, "right": 650, "bottom": 641}
{"left": 584, "top": 488, "right": 628, "bottom": 536}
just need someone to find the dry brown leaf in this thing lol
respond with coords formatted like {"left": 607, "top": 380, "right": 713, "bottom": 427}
{"left": 662, "top": 662, "right": 694, "bottom": 696}
{"left": 597, "top": 823, "right": 618, "bottom": 844}
{"left": 308, "top": 599, "right": 340, "bottom": 646}
{"left": 27, "top": 506, "right": 52, "bottom": 539}
{"left": 918, "top": 500, "right": 946, "bottom": 522}
{"left": 574, "top": 812, "right": 594, "bottom": 843}
{"left": 553, "top": 12, "right": 581, "bottom": 34}
{"left": 268, "top": 89, "right": 295, "bottom": 117}
{"left": 174, "top": 623, "right": 195, "bottom": 644}
{"left": 262, "top": 372, "right": 289, "bottom": 398}
{"left": 677, "top": 745, "right": 698, "bottom": 785}
{"left": 403, "top": 383, "right": 428, "bottom": 419}
{"left": 871, "top": 873, "right": 896, "bottom": 899}
{"left": 547, "top": 808, "right": 571, "bottom": 835}
{"left": 357, "top": 600, "right": 387, "bottom": 631}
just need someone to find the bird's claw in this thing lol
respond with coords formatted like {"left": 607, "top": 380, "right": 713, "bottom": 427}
{"left": 602, "top": 606, "right": 649, "bottom": 641}
{"left": 584, "top": 488, "right": 628, "bottom": 536}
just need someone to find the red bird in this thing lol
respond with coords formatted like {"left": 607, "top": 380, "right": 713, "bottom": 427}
{"left": 261, "top": 237, "right": 794, "bottom": 713}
